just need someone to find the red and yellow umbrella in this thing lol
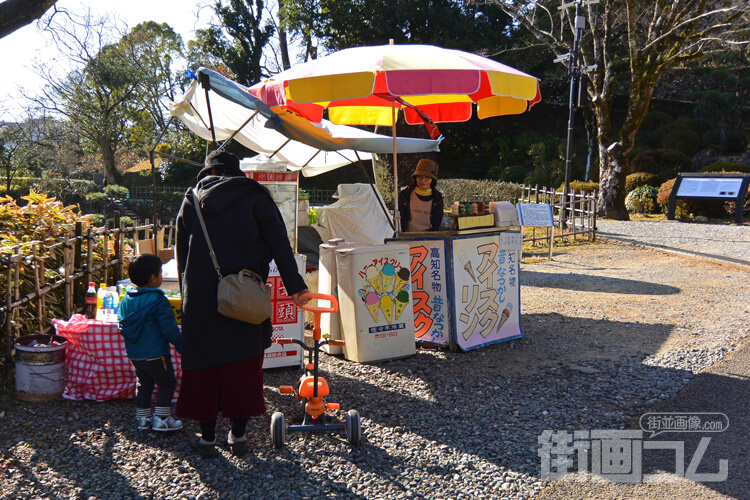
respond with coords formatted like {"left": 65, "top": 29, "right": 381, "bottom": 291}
{"left": 249, "top": 44, "right": 541, "bottom": 136}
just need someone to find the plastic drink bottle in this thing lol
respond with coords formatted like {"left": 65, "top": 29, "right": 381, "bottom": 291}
{"left": 103, "top": 292, "right": 114, "bottom": 319}
{"left": 111, "top": 290, "right": 119, "bottom": 316}
{"left": 85, "top": 282, "right": 97, "bottom": 319}
{"left": 96, "top": 284, "right": 107, "bottom": 320}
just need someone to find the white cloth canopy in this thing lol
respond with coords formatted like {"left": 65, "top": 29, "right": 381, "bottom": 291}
{"left": 170, "top": 68, "right": 442, "bottom": 176}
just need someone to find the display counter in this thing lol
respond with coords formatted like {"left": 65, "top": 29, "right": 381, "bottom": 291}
{"left": 386, "top": 227, "right": 523, "bottom": 351}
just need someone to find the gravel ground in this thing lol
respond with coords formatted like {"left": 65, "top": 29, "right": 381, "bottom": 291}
{"left": 2, "top": 224, "right": 750, "bottom": 500}
{"left": 596, "top": 219, "right": 750, "bottom": 266}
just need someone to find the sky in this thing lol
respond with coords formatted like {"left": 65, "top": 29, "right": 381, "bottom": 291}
{"left": 0, "top": 0, "right": 215, "bottom": 117}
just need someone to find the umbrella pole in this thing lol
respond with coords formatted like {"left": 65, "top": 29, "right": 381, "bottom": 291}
{"left": 392, "top": 102, "right": 400, "bottom": 233}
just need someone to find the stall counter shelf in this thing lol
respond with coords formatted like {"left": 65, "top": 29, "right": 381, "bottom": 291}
{"left": 385, "top": 226, "right": 523, "bottom": 351}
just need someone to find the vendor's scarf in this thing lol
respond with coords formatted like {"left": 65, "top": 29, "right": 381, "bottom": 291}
{"left": 415, "top": 186, "right": 432, "bottom": 197}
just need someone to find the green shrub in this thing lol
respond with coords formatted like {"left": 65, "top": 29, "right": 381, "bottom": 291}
{"left": 106, "top": 215, "right": 134, "bottom": 228}
{"left": 497, "top": 165, "right": 527, "bottom": 183}
{"left": 702, "top": 130, "right": 749, "bottom": 154}
{"left": 88, "top": 214, "right": 106, "bottom": 227}
{"left": 629, "top": 149, "right": 692, "bottom": 178}
{"left": 640, "top": 111, "right": 674, "bottom": 132}
{"left": 625, "top": 186, "right": 659, "bottom": 214}
{"left": 439, "top": 179, "right": 524, "bottom": 206}
{"left": 0, "top": 192, "right": 98, "bottom": 358}
{"left": 85, "top": 192, "right": 108, "bottom": 203}
{"left": 700, "top": 161, "right": 750, "bottom": 174}
{"left": 663, "top": 128, "right": 703, "bottom": 157}
{"left": 30, "top": 178, "right": 99, "bottom": 207}
{"left": 555, "top": 180, "right": 599, "bottom": 194}
{"left": 625, "top": 172, "right": 660, "bottom": 193}
{"left": 103, "top": 184, "right": 129, "bottom": 199}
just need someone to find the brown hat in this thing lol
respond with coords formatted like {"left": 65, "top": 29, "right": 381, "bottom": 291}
{"left": 413, "top": 159, "right": 438, "bottom": 181}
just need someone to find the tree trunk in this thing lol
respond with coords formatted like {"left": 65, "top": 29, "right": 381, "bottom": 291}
{"left": 99, "top": 134, "right": 118, "bottom": 185}
{"left": 0, "top": 0, "right": 56, "bottom": 39}
{"left": 278, "top": 0, "right": 291, "bottom": 70}
{"left": 597, "top": 142, "right": 630, "bottom": 220}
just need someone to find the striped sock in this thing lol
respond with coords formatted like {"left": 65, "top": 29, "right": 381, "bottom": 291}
{"left": 154, "top": 407, "right": 171, "bottom": 418}
{"left": 136, "top": 408, "right": 152, "bottom": 418}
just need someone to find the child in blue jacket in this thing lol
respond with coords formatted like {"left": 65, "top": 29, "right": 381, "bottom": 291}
{"left": 118, "top": 254, "right": 183, "bottom": 432}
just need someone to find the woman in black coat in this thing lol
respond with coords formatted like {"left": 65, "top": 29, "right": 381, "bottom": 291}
{"left": 175, "top": 151, "right": 309, "bottom": 457}
{"left": 398, "top": 158, "right": 444, "bottom": 232}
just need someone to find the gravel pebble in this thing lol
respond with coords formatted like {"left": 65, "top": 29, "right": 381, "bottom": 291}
{"left": 2, "top": 228, "right": 749, "bottom": 499}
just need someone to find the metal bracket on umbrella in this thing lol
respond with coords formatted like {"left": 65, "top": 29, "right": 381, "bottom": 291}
{"left": 393, "top": 97, "right": 441, "bottom": 140}
{"left": 198, "top": 72, "right": 217, "bottom": 146}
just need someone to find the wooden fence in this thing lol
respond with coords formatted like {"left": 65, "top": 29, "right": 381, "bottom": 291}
{"left": 519, "top": 185, "right": 597, "bottom": 246}
{"left": 1, "top": 215, "right": 174, "bottom": 374}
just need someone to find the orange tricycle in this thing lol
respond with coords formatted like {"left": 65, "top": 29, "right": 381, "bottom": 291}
{"left": 271, "top": 292, "right": 361, "bottom": 448}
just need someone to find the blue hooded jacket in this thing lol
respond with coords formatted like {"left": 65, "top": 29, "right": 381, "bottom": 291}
{"left": 118, "top": 287, "right": 182, "bottom": 360}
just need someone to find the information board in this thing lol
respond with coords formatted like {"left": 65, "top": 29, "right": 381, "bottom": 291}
{"left": 668, "top": 173, "right": 750, "bottom": 224}
{"left": 517, "top": 203, "right": 554, "bottom": 227}
{"left": 675, "top": 177, "right": 744, "bottom": 198}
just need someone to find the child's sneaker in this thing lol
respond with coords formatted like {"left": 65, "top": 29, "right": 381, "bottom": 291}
{"left": 152, "top": 415, "right": 183, "bottom": 432}
{"left": 137, "top": 417, "right": 152, "bottom": 431}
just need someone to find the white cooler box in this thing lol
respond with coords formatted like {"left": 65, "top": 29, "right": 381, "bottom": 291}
{"left": 318, "top": 241, "right": 367, "bottom": 355}
{"left": 335, "top": 244, "right": 416, "bottom": 363}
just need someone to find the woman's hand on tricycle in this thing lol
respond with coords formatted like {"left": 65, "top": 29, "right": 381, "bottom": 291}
{"left": 291, "top": 289, "right": 311, "bottom": 307}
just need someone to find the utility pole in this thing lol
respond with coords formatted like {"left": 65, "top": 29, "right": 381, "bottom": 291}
{"left": 558, "top": 0, "right": 597, "bottom": 226}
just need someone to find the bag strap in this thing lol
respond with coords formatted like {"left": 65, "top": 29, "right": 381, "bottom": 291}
{"left": 190, "top": 189, "right": 223, "bottom": 280}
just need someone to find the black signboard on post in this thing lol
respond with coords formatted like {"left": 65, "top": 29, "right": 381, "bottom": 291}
{"left": 668, "top": 172, "right": 750, "bottom": 224}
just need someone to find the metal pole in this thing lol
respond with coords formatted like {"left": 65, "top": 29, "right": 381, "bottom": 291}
{"left": 392, "top": 101, "right": 400, "bottom": 233}
{"left": 562, "top": 0, "right": 586, "bottom": 227}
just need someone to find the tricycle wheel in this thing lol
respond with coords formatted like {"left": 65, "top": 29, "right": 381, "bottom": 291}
{"left": 271, "top": 412, "right": 286, "bottom": 449}
{"left": 345, "top": 409, "right": 361, "bottom": 446}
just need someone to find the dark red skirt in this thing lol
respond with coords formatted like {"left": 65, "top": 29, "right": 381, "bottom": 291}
{"left": 175, "top": 354, "right": 266, "bottom": 422}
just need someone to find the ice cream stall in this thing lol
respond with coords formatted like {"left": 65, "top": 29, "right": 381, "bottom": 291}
{"left": 385, "top": 202, "right": 523, "bottom": 351}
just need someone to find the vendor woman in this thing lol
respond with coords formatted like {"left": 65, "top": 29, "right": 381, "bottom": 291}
{"left": 398, "top": 159, "right": 444, "bottom": 232}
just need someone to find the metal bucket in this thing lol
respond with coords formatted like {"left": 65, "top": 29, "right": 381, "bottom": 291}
{"left": 14, "top": 334, "right": 68, "bottom": 402}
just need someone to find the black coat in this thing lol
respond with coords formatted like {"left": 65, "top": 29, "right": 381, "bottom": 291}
{"left": 398, "top": 185, "right": 444, "bottom": 232}
{"left": 176, "top": 176, "right": 307, "bottom": 370}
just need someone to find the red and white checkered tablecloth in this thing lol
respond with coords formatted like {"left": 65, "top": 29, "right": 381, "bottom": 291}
{"left": 53, "top": 315, "right": 182, "bottom": 403}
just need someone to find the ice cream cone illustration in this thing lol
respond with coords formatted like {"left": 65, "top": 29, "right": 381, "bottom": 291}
{"left": 364, "top": 292, "right": 380, "bottom": 322}
{"left": 379, "top": 295, "right": 394, "bottom": 324}
{"left": 395, "top": 290, "right": 410, "bottom": 320}
{"left": 381, "top": 263, "right": 396, "bottom": 292}
{"left": 365, "top": 265, "right": 383, "bottom": 294}
{"left": 458, "top": 251, "right": 476, "bottom": 282}
{"left": 497, "top": 303, "right": 513, "bottom": 330}
{"left": 393, "top": 267, "right": 410, "bottom": 294}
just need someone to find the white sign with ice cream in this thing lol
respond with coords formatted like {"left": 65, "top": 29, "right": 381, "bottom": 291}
{"left": 334, "top": 244, "right": 416, "bottom": 363}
